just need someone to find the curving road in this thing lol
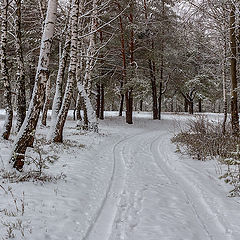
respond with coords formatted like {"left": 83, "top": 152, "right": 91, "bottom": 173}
{"left": 85, "top": 116, "right": 240, "bottom": 240}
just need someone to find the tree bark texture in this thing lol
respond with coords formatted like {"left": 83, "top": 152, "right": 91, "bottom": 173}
{"left": 119, "top": 14, "right": 126, "bottom": 118}
{"left": 15, "top": 0, "right": 26, "bottom": 132}
{"left": 100, "top": 83, "right": 104, "bottom": 120}
{"left": 229, "top": 4, "right": 239, "bottom": 135}
{"left": 0, "top": 0, "right": 13, "bottom": 140}
{"left": 76, "top": 93, "right": 82, "bottom": 121}
{"left": 41, "top": 75, "right": 51, "bottom": 126}
{"left": 52, "top": 0, "right": 79, "bottom": 142}
{"left": 50, "top": 32, "right": 70, "bottom": 129}
{"left": 126, "top": 3, "right": 134, "bottom": 124}
{"left": 10, "top": 0, "right": 57, "bottom": 170}
{"left": 96, "top": 83, "right": 100, "bottom": 118}
{"left": 149, "top": 59, "right": 158, "bottom": 119}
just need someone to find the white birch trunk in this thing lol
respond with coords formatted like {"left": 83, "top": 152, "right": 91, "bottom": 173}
{"left": 41, "top": 75, "right": 51, "bottom": 126}
{"left": 76, "top": 0, "right": 97, "bottom": 130}
{"left": 10, "top": 0, "right": 57, "bottom": 170}
{"left": 15, "top": 0, "right": 26, "bottom": 132}
{"left": 0, "top": 0, "right": 13, "bottom": 140}
{"left": 50, "top": 32, "right": 71, "bottom": 130}
{"left": 50, "top": 0, "right": 79, "bottom": 142}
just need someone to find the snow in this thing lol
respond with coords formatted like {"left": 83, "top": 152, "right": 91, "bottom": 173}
{"left": 1, "top": 111, "right": 240, "bottom": 240}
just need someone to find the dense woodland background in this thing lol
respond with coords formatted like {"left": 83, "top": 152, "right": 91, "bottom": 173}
{"left": 0, "top": 0, "right": 240, "bottom": 169}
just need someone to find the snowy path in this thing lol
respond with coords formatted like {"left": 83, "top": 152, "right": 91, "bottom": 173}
{"left": 85, "top": 116, "right": 240, "bottom": 240}
{"left": 1, "top": 113, "right": 240, "bottom": 240}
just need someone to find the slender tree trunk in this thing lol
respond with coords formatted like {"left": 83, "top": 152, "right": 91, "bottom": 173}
{"left": 144, "top": 2, "right": 158, "bottom": 120}
{"left": 100, "top": 83, "right": 104, "bottom": 120}
{"left": 149, "top": 60, "right": 158, "bottom": 119}
{"left": 158, "top": 82, "right": 162, "bottom": 120}
{"left": 76, "top": 93, "right": 82, "bottom": 121}
{"left": 50, "top": 33, "right": 70, "bottom": 128}
{"left": 184, "top": 98, "right": 188, "bottom": 112}
{"left": 126, "top": 3, "right": 134, "bottom": 124}
{"left": 15, "top": 0, "right": 26, "bottom": 132}
{"left": 0, "top": 0, "right": 13, "bottom": 140}
{"left": 189, "top": 101, "right": 194, "bottom": 114}
{"left": 41, "top": 75, "right": 51, "bottom": 126}
{"left": 198, "top": 98, "right": 202, "bottom": 113}
{"left": 126, "top": 90, "right": 133, "bottom": 124}
{"left": 158, "top": 0, "right": 165, "bottom": 120}
{"left": 229, "top": 4, "right": 239, "bottom": 135}
{"left": 140, "top": 99, "right": 143, "bottom": 111}
{"left": 51, "top": 0, "right": 79, "bottom": 142}
{"left": 118, "top": 14, "right": 126, "bottom": 117}
{"left": 119, "top": 91, "right": 124, "bottom": 116}
{"left": 222, "top": 56, "right": 227, "bottom": 134}
{"left": 96, "top": 83, "right": 100, "bottom": 118}
{"left": 82, "top": 102, "right": 88, "bottom": 128}
{"left": 10, "top": 0, "right": 57, "bottom": 170}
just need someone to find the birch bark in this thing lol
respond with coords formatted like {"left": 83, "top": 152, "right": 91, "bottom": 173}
{"left": 76, "top": 0, "right": 97, "bottom": 130}
{"left": 41, "top": 75, "right": 51, "bottom": 126}
{"left": 0, "top": 0, "right": 13, "bottom": 140}
{"left": 50, "top": 32, "right": 70, "bottom": 129}
{"left": 51, "top": 0, "right": 79, "bottom": 142}
{"left": 10, "top": 0, "right": 57, "bottom": 170}
{"left": 15, "top": 0, "right": 26, "bottom": 131}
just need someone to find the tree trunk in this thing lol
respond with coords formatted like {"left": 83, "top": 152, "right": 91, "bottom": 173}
{"left": 189, "top": 101, "right": 194, "bottom": 114}
{"left": 50, "top": 33, "right": 70, "bottom": 129}
{"left": 41, "top": 75, "right": 51, "bottom": 126}
{"left": 77, "top": 83, "right": 96, "bottom": 129}
{"left": 140, "top": 99, "right": 143, "bottom": 111}
{"left": 222, "top": 32, "right": 227, "bottom": 134}
{"left": 96, "top": 83, "right": 100, "bottom": 118}
{"left": 100, "top": 83, "right": 104, "bottom": 120}
{"left": 0, "top": 0, "right": 13, "bottom": 140}
{"left": 126, "top": 90, "right": 133, "bottom": 124}
{"left": 159, "top": 0, "right": 165, "bottom": 120}
{"left": 149, "top": 60, "right": 158, "bottom": 119}
{"left": 51, "top": 0, "right": 79, "bottom": 143}
{"left": 76, "top": 93, "right": 82, "bottom": 121}
{"left": 198, "top": 98, "right": 202, "bottom": 113}
{"left": 184, "top": 98, "right": 188, "bottom": 112}
{"left": 158, "top": 82, "right": 162, "bottom": 120}
{"left": 229, "top": 4, "right": 239, "bottom": 135}
{"left": 82, "top": 101, "right": 88, "bottom": 128}
{"left": 118, "top": 14, "right": 127, "bottom": 118}
{"left": 126, "top": 2, "right": 134, "bottom": 125}
{"left": 10, "top": 0, "right": 57, "bottom": 170}
{"left": 15, "top": 0, "right": 26, "bottom": 132}
{"left": 119, "top": 92, "right": 124, "bottom": 116}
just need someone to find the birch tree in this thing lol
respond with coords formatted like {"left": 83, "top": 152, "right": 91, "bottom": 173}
{"left": 50, "top": 0, "right": 79, "bottom": 142}
{"left": 76, "top": 0, "right": 97, "bottom": 130}
{"left": 10, "top": 0, "right": 58, "bottom": 170}
{"left": 0, "top": 0, "right": 13, "bottom": 140}
{"left": 15, "top": 0, "right": 26, "bottom": 132}
{"left": 229, "top": 2, "right": 239, "bottom": 135}
{"left": 41, "top": 74, "right": 51, "bottom": 126}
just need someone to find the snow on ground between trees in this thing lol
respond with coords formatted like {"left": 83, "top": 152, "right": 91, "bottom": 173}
{"left": 0, "top": 111, "right": 240, "bottom": 240}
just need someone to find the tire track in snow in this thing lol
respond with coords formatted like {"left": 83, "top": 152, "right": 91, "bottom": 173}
{"left": 83, "top": 130, "right": 148, "bottom": 240}
{"left": 150, "top": 131, "right": 233, "bottom": 240}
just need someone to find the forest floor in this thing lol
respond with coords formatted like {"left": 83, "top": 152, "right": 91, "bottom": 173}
{"left": 0, "top": 111, "right": 240, "bottom": 240}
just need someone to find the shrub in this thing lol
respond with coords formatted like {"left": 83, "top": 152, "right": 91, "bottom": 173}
{"left": 171, "top": 115, "right": 240, "bottom": 196}
{"left": 171, "top": 115, "right": 239, "bottom": 161}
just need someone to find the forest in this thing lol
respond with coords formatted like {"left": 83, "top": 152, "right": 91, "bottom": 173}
{"left": 1, "top": 0, "right": 240, "bottom": 239}
{"left": 0, "top": 0, "right": 238, "bottom": 169}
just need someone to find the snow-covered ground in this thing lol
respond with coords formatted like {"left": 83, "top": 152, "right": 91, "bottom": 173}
{"left": 0, "top": 111, "right": 240, "bottom": 240}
